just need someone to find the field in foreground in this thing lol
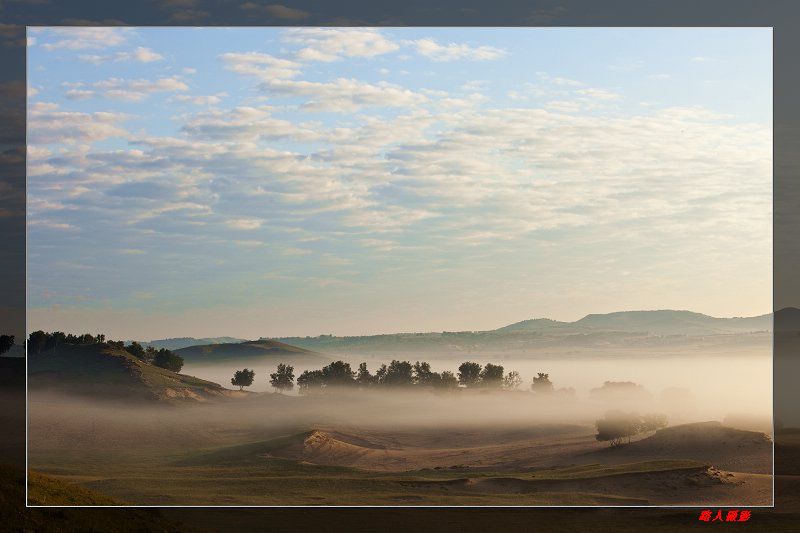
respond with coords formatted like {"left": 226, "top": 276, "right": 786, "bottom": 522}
{"left": 27, "top": 391, "right": 772, "bottom": 506}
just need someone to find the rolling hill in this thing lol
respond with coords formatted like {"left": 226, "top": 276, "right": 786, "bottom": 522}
{"left": 174, "top": 339, "right": 329, "bottom": 365}
{"left": 28, "top": 343, "right": 242, "bottom": 403}
{"left": 275, "top": 309, "right": 774, "bottom": 354}
{"left": 140, "top": 336, "right": 247, "bottom": 350}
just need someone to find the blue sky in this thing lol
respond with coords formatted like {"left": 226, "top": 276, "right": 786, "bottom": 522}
{"left": 26, "top": 28, "right": 772, "bottom": 339}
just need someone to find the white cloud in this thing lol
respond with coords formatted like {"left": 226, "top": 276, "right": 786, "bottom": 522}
{"left": 575, "top": 88, "right": 622, "bottom": 101}
{"left": 173, "top": 92, "right": 227, "bottom": 106}
{"left": 65, "top": 76, "right": 189, "bottom": 101}
{"left": 410, "top": 38, "right": 506, "bottom": 61}
{"left": 28, "top": 102, "right": 127, "bottom": 144}
{"left": 78, "top": 47, "right": 164, "bottom": 64}
{"left": 227, "top": 218, "right": 262, "bottom": 230}
{"left": 283, "top": 28, "right": 399, "bottom": 62}
{"left": 40, "top": 27, "right": 134, "bottom": 51}
{"left": 260, "top": 78, "right": 428, "bottom": 112}
{"left": 220, "top": 52, "right": 302, "bottom": 80}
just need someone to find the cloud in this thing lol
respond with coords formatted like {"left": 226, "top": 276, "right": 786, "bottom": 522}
{"left": 260, "top": 78, "right": 428, "bottom": 112}
{"left": 78, "top": 47, "right": 164, "bottom": 64}
{"left": 575, "top": 88, "right": 622, "bottom": 101}
{"left": 227, "top": 218, "right": 262, "bottom": 230}
{"left": 220, "top": 52, "right": 302, "bottom": 80}
{"left": 65, "top": 76, "right": 189, "bottom": 101}
{"left": 28, "top": 102, "right": 127, "bottom": 144}
{"left": 173, "top": 93, "right": 227, "bottom": 106}
{"left": 283, "top": 28, "right": 399, "bottom": 62}
{"left": 40, "top": 27, "right": 134, "bottom": 51}
{"left": 107, "top": 181, "right": 174, "bottom": 199}
{"left": 410, "top": 38, "right": 506, "bottom": 61}
{"left": 180, "top": 106, "right": 323, "bottom": 141}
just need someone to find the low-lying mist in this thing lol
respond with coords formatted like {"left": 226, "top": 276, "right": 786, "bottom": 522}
{"left": 182, "top": 352, "right": 771, "bottom": 426}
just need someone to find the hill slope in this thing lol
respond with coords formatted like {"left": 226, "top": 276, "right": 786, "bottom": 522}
{"left": 28, "top": 343, "right": 241, "bottom": 403}
{"left": 142, "top": 336, "right": 247, "bottom": 350}
{"left": 588, "top": 421, "right": 772, "bottom": 474}
{"left": 574, "top": 310, "right": 772, "bottom": 335}
{"left": 175, "top": 339, "right": 328, "bottom": 365}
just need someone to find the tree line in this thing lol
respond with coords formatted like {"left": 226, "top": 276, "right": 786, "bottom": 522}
{"left": 230, "top": 360, "right": 561, "bottom": 395}
{"left": 27, "top": 331, "right": 184, "bottom": 373}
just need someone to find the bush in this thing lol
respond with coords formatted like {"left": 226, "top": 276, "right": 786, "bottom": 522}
{"left": 152, "top": 349, "right": 184, "bottom": 373}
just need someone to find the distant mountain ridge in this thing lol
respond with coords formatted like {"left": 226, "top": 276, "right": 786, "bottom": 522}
{"left": 272, "top": 309, "right": 773, "bottom": 355}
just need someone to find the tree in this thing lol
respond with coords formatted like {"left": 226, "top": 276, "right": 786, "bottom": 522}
{"left": 321, "top": 360, "right": 355, "bottom": 387}
{"left": 356, "top": 362, "right": 374, "bottom": 386}
{"left": 375, "top": 364, "right": 388, "bottom": 383}
{"left": 28, "top": 331, "right": 48, "bottom": 354}
{"left": 297, "top": 369, "right": 325, "bottom": 394}
{"left": 152, "top": 348, "right": 184, "bottom": 373}
{"left": 382, "top": 360, "right": 414, "bottom": 386}
{"left": 231, "top": 368, "right": 256, "bottom": 391}
{"left": 144, "top": 346, "right": 158, "bottom": 363}
{"left": 412, "top": 361, "right": 434, "bottom": 386}
{"left": 595, "top": 410, "right": 640, "bottom": 447}
{"left": 0, "top": 335, "right": 14, "bottom": 355}
{"left": 269, "top": 363, "right": 295, "bottom": 393}
{"left": 457, "top": 361, "right": 482, "bottom": 387}
{"left": 126, "top": 341, "right": 146, "bottom": 361}
{"left": 503, "top": 370, "right": 522, "bottom": 390}
{"left": 531, "top": 372, "right": 554, "bottom": 394}
{"left": 479, "top": 363, "right": 504, "bottom": 388}
{"left": 433, "top": 370, "right": 459, "bottom": 390}
{"left": 594, "top": 410, "right": 666, "bottom": 446}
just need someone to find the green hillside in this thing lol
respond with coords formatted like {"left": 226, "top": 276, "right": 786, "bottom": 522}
{"left": 28, "top": 343, "right": 237, "bottom": 403}
{"left": 174, "top": 339, "right": 329, "bottom": 365}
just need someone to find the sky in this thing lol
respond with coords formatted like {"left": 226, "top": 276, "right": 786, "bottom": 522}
{"left": 26, "top": 27, "right": 772, "bottom": 340}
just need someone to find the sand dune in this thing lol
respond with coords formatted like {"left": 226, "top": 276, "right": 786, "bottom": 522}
{"left": 585, "top": 421, "right": 772, "bottom": 474}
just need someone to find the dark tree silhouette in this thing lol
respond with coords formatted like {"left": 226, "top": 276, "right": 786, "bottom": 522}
{"left": 0, "top": 335, "right": 14, "bottom": 355}
{"left": 231, "top": 368, "right": 256, "bottom": 391}
{"left": 269, "top": 363, "right": 295, "bottom": 393}
{"left": 594, "top": 410, "right": 666, "bottom": 446}
{"left": 433, "top": 370, "right": 459, "bottom": 390}
{"left": 321, "top": 360, "right": 355, "bottom": 386}
{"left": 457, "top": 361, "right": 482, "bottom": 387}
{"left": 382, "top": 360, "right": 414, "bottom": 386}
{"left": 126, "top": 341, "right": 146, "bottom": 360}
{"left": 356, "top": 362, "right": 374, "bottom": 386}
{"left": 297, "top": 369, "right": 325, "bottom": 394}
{"left": 479, "top": 363, "right": 504, "bottom": 388}
{"left": 28, "top": 331, "right": 48, "bottom": 354}
{"left": 595, "top": 410, "right": 640, "bottom": 447}
{"left": 412, "top": 361, "right": 434, "bottom": 386}
{"left": 152, "top": 349, "right": 184, "bottom": 373}
{"left": 375, "top": 363, "right": 388, "bottom": 383}
{"left": 531, "top": 372, "right": 554, "bottom": 394}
